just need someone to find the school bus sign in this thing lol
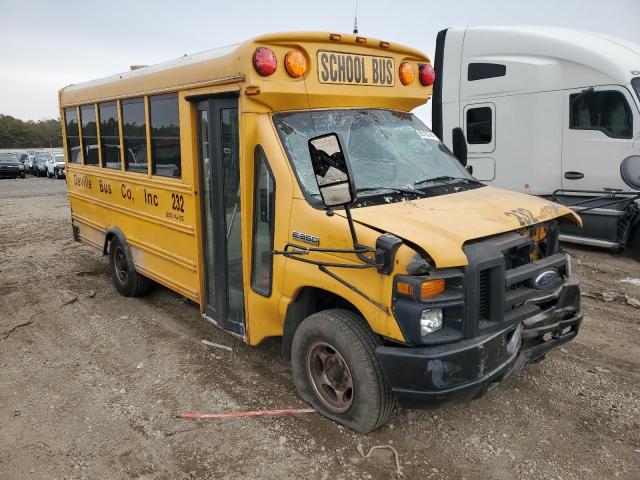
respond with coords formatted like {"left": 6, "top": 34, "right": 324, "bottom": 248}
{"left": 317, "top": 50, "right": 395, "bottom": 86}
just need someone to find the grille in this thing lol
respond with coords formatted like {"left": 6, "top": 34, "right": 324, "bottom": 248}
{"left": 478, "top": 269, "right": 489, "bottom": 320}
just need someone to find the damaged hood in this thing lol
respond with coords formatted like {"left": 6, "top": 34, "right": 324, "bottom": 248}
{"left": 348, "top": 186, "right": 580, "bottom": 268}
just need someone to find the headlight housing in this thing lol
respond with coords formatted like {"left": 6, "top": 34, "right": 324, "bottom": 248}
{"left": 420, "top": 309, "right": 443, "bottom": 336}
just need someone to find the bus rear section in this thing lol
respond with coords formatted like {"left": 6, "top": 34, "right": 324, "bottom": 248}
{"left": 60, "top": 31, "right": 583, "bottom": 433}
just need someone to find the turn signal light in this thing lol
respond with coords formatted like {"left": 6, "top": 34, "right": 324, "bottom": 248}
{"left": 419, "top": 63, "right": 436, "bottom": 86}
{"left": 253, "top": 47, "right": 277, "bottom": 76}
{"left": 399, "top": 62, "right": 415, "bottom": 85}
{"left": 420, "top": 279, "right": 445, "bottom": 300}
{"left": 396, "top": 278, "right": 445, "bottom": 300}
{"left": 285, "top": 50, "right": 307, "bottom": 78}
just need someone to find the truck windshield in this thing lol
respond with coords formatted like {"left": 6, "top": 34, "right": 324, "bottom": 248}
{"left": 273, "top": 109, "right": 477, "bottom": 206}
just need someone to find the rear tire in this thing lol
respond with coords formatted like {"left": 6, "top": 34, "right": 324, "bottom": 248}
{"left": 108, "top": 237, "right": 151, "bottom": 297}
{"left": 291, "top": 309, "right": 394, "bottom": 433}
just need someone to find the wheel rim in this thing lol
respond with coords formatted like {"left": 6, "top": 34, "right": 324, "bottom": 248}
{"left": 113, "top": 246, "right": 128, "bottom": 284}
{"left": 306, "top": 341, "right": 354, "bottom": 413}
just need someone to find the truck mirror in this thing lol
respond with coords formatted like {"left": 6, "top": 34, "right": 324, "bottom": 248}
{"left": 620, "top": 155, "right": 640, "bottom": 190}
{"left": 308, "top": 133, "right": 356, "bottom": 208}
{"left": 452, "top": 127, "right": 467, "bottom": 167}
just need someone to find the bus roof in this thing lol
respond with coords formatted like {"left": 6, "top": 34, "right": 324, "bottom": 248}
{"left": 59, "top": 32, "right": 432, "bottom": 112}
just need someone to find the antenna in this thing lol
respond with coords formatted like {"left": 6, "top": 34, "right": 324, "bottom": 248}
{"left": 353, "top": 0, "right": 358, "bottom": 34}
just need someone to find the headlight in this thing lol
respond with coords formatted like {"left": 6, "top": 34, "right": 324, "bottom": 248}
{"left": 420, "top": 309, "right": 443, "bottom": 336}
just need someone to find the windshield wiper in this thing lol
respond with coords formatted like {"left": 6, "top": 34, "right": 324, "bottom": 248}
{"left": 356, "top": 186, "right": 419, "bottom": 195}
{"left": 414, "top": 176, "right": 479, "bottom": 187}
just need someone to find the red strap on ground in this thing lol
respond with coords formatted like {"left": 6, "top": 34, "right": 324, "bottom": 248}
{"left": 177, "top": 408, "right": 315, "bottom": 420}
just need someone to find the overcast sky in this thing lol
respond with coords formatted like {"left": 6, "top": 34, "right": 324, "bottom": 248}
{"left": 2, "top": 0, "right": 639, "bottom": 124}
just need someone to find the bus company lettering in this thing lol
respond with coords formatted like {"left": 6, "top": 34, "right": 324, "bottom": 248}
{"left": 99, "top": 179, "right": 112, "bottom": 195}
{"left": 73, "top": 174, "right": 92, "bottom": 189}
{"left": 144, "top": 188, "right": 159, "bottom": 207}
{"left": 121, "top": 184, "right": 134, "bottom": 202}
{"left": 318, "top": 51, "right": 394, "bottom": 86}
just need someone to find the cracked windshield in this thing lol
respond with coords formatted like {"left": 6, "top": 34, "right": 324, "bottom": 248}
{"left": 273, "top": 109, "right": 477, "bottom": 205}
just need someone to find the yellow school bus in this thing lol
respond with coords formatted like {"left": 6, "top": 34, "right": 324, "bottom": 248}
{"left": 59, "top": 32, "right": 583, "bottom": 432}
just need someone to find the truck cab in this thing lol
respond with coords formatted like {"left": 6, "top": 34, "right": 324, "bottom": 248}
{"left": 432, "top": 26, "right": 640, "bottom": 257}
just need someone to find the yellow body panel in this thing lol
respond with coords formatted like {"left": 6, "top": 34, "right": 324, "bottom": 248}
{"left": 59, "top": 31, "right": 579, "bottom": 347}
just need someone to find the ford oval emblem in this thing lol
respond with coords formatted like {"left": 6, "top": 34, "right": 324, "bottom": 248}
{"left": 533, "top": 269, "right": 559, "bottom": 290}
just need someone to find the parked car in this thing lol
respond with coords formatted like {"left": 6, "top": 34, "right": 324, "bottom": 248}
{"left": 0, "top": 153, "right": 25, "bottom": 178}
{"left": 46, "top": 152, "right": 66, "bottom": 178}
{"left": 33, "top": 154, "right": 49, "bottom": 177}
{"left": 24, "top": 154, "right": 36, "bottom": 174}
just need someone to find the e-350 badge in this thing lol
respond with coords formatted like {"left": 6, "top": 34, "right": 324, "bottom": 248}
{"left": 292, "top": 231, "right": 320, "bottom": 246}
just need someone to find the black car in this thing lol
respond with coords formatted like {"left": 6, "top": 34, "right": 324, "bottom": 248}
{"left": 34, "top": 154, "right": 49, "bottom": 177}
{"left": 0, "top": 153, "right": 25, "bottom": 179}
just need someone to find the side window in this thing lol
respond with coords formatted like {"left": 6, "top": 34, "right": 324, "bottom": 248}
{"left": 251, "top": 146, "right": 275, "bottom": 296}
{"left": 99, "top": 102, "right": 121, "bottom": 169}
{"left": 80, "top": 105, "right": 99, "bottom": 165}
{"left": 468, "top": 63, "right": 506, "bottom": 81}
{"left": 121, "top": 98, "right": 148, "bottom": 173}
{"left": 570, "top": 90, "right": 633, "bottom": 139}
{"left": 149, "top": 93, "right": 181, "bottom": 179}
{"left": 64, "top": 107, "right": 81, "bottom": 163}
{"left": 466, "top": 107, "right": 492, "bottom": 144}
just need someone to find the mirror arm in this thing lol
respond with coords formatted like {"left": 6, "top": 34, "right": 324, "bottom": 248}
{"left": 344, "top": 206, "right": 377, "bottom": 266}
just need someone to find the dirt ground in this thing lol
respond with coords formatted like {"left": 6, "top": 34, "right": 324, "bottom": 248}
{"left": 1, "top": 177, "right": 639, "bottom": 480}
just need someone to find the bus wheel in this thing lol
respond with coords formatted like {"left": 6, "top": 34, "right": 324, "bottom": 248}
{"left": 108, "top": 238, "right": 151, "bottom": 297}
{"left": 291, "top": 309, "right": 394, "bottom": 433}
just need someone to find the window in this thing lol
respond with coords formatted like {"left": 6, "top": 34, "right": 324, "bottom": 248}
{"left": 273, "top": 109, "right": 474, "bottom": 207}
{"left": 251, "top": 146, "right": 275, "bottom": 296}
{"left": 570, "top": 90, "right": 633, "bottom": 139}
{"left": 99, "top": 102, "right": 121, "bottom": 169}
{"left": 149, "top": 93, "right": 181, "bottom": 178}
{"left": 466, "top": 107, "right": 492, "bottom": 144}
{"left": 80, "top": 105, "right": 99, "bottom": 165}
{"left": 121, "top": 98, "right": 148, "bottom": 173}
{"left": 64, "top": 107, "right": 80, "bottom": 163}
{"left": 468, "top": 63, "right": 506, "bottom": 81}
{"left": 632, "top": 78, "right": 640, "bottom": 101}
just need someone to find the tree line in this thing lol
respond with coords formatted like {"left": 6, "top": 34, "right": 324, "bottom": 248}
{"left": 0, "top": 114, "right": 63, "bottom": 149}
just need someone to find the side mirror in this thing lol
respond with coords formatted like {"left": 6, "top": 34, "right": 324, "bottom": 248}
{"left": 452, "top": 127, "right": 467, "bottom": 167}
{"left": 620, "top": 155, "right": 640, "bottom": 190}
{"left": 308, "top": 133, "right": 356, "bottom": 208}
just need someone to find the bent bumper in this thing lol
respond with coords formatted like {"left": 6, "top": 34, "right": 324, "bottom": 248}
{"left": 376, "top": 279, "right": 582, "bottom": 409}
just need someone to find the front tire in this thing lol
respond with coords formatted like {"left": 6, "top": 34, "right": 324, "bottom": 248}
{"left": 108, "top": 237, "right": 152, "bottom": 297}
{"left": 291, "top": 309, "right": 394, "bottom": 433}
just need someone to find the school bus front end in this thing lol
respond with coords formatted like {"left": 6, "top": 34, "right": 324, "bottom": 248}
{"left": 59, "top": 32, "right": 583, "bottom": 433}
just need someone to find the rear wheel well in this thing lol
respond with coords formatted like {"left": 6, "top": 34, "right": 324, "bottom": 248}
{"left": 281, "top": 287, "right": 366, "bottom": 362}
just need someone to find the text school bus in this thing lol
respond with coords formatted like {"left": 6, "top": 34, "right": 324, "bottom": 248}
{"left": 59, "top": 32, "right": 583, "bottom": 432}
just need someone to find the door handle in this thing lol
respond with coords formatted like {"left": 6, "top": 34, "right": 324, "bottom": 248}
{"left": 564, "top": 171, "right": 584, "bottom": 180}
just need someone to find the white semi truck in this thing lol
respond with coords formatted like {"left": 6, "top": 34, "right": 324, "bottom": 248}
{"left": 432, "top": 25, "right": 640, "bottom": 258}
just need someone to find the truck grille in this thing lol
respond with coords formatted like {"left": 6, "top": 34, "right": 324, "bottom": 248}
{"left": 462, "top": 230, "right": 567, "bottom": 338}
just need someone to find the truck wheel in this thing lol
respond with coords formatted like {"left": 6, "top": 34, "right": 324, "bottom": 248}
{"left": 108, "top": 237, "right": 151, "bottom": 297}
{"left": 291, "top": 309, "right": 394, "bottom": 433}
{"left": 628, "top": 224, "right": 640, "bottom": 261}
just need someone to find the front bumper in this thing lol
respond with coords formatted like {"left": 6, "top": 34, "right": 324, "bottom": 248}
{"left": 376, "top": 279, "right": 581, "bottom": 408}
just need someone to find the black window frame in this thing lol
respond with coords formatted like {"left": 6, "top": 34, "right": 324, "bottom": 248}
{"left": 64, "top": 107, "right": 81, "bottom": 163}
{"left": 250, "top": 145, "right": 276, "bottom": 297}
{"left": 569, "top": 89, "right": 633, "bottom": 139}
{"left": 149, "top": 93, "right": 181, "bottom": 179}
{"left": 467, "top": 63, "right": 506, "bottom": 81}
{"left": 98, "top": 101, "right": 122, "bottom": 170}
{"left": 121, "top": 97, "right": 148, "bottom": 174}
{"left": 466, "top": 106, "right": 493, "bottom": 144}
{"left": 80, "top": 104, "right": 99, "bottom": 166}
